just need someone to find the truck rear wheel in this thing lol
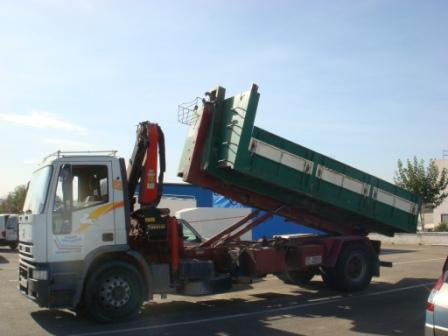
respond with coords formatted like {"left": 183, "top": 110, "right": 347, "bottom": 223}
{"left": 276, "top": 269, "right": 315, "bottom": 286}
{"left": 84, "top": 261, "right": 144, "bottom": 323}
{"left": 322, "top": 243, "right": 374, "bottom": 292}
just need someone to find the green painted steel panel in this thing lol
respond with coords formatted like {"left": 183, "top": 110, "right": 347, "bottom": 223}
{"left": 178, "top": 84, "right": 421, "bottom": 236}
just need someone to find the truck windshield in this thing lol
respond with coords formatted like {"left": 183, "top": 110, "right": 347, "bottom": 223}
{"left": 6, "top": 216, "right": 17, "bottom": 229}
{"left": 23, "top": 165, "right": 53, "bottom": 214}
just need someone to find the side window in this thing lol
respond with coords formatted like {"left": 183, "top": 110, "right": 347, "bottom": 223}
{"left": 54, "top": 164, "right": 73, "bottom": 213}
{"left": 53, "top": 164, "right": 109, "bottom": 234}
{"left": 71, "top": 165, "right": 109, "bottom": 208}
{"left": 441, "top": 214, "right": 448, "bottom": 224}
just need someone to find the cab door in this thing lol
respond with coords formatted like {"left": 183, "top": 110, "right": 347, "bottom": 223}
{"left": 49, "top": 162, "right": 115, "bottom": 263}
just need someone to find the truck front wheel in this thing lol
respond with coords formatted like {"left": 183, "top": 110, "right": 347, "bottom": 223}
{"left": 84, "top": 261, "right": 144, "bottom": 323}
{"left": 322, "top": 243, "right": 374, "bottom": 292}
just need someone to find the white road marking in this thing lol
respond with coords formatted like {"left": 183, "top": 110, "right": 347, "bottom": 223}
{"left": 393, "top": 258, "right": 446, "bottom": 265}
{"left": 364, "top": 282, "right": 434, "bottom": 296}
{"left": 69, "top": 282, "right": 434, "bottom": 336}
{"left": 308, "top": 295, "right": 342, "bottom": 302}
{"left": 8, "top": 279, "right": 18, "bottom": 282}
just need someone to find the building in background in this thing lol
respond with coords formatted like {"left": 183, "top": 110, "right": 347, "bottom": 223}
{"left": 431, "top": 159, "right": 448, "bottom": 229}
{"left": 159, "top": 183, "right": 321, "bottom": 240}
{"left": 421, "top": 157, "right": 448, "bottom": 231}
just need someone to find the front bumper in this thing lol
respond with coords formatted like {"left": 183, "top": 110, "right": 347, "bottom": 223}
{"left": 425, "top": 309, "right": 435, "bottom": 336}
{"left": 425, "top": 322, "right": 434, "bottom": 336}
{"left": 19, "top": 259, "right": 49, "bottom": 307}
{"left": 19, "top": 258, "right": 80, "bottom": 309}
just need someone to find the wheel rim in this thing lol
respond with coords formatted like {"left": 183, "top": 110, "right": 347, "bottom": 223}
{"left": 99, "top": 275, "right": 131, "bottom": 309}
{"left": 346, "top": 253, "right": 366, "bottom": 282}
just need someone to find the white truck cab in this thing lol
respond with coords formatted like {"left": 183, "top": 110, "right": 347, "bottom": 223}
{"left": 18, "top": 151, "right": 131, "bottom": 309}
{"left": 0, "top": 214, "right": 18, "bottom": 249}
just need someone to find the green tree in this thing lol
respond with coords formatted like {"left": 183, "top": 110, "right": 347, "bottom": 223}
{"left": 394, "top": 157, "right": 448, "bottom": 230}
{"left": 0, "top": 185, "right": 27, "bottom": 214}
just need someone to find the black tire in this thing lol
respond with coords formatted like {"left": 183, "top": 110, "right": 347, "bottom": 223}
{"left": 70, "top": 306, "right": 87, "bottom": 318}
{"left": 276, "top": 269, "right": 315, "bottom": 286}
{"left": 9, "top": 242, "right": 18, "bottom": 250}
{"left": 320, "top": 268, "right": 338, "bottom": 290}
{"left": 322, "top": 243, "right": 374, "bottom": 292}
{"left": 277, "top": 246, "right": 316, "bottom": 286}
{"left": 84, "top": 261, "right": 144, "bottom": 323}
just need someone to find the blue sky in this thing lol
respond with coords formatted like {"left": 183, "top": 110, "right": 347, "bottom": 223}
{"left": 0, "top": 0, "right": 447, "bottom": 197}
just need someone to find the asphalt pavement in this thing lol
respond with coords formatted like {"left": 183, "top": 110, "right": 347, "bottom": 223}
{"left": 0, "top": 244, "right": 445, "bottom": 336}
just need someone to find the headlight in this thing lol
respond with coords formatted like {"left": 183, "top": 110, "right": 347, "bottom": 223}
{"left": 32, "top": 270, "right": 48, "bottom": 280}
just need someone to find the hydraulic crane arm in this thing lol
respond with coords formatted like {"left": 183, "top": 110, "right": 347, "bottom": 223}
{"left": 127, "top": 121, "right": 166, "bottom": 209}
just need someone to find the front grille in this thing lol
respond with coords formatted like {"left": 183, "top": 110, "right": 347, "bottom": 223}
{"left": 18, "top": 242, "right": 33, "bottom": 259}
{"left": 18, "top": 259, "right": 35, "bottom": 295}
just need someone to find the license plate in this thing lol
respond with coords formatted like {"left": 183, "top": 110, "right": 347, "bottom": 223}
{"left": 305, "top": 255, "right": 323, "bottom": 266}
{"left": 19, "top": 276, "right": 27, "bottom": 288}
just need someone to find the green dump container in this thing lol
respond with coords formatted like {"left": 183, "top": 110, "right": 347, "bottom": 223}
{"left": 178, "top": 84, "right": 420, "bottom": 236}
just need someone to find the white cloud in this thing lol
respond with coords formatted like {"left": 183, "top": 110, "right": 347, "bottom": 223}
{"left": 44, "top": 138, "right": 91, "bottom": 150}
{"left": 0, "top": 110, "right": 86, "bottom": 134}
{"left": 23, "top": 159, "right": 39, "bottom": 165}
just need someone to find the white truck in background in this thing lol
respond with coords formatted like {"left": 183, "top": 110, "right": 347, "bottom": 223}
{"left": 176, "top": 207, "right": 252, "bottom": 241}
{"left": 0, "top": 214, "right": 18, "bottom": 249}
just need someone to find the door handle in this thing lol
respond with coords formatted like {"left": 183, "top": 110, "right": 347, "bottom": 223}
{"left": 102, "top": 233, "right": 114, "bottom": 242}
